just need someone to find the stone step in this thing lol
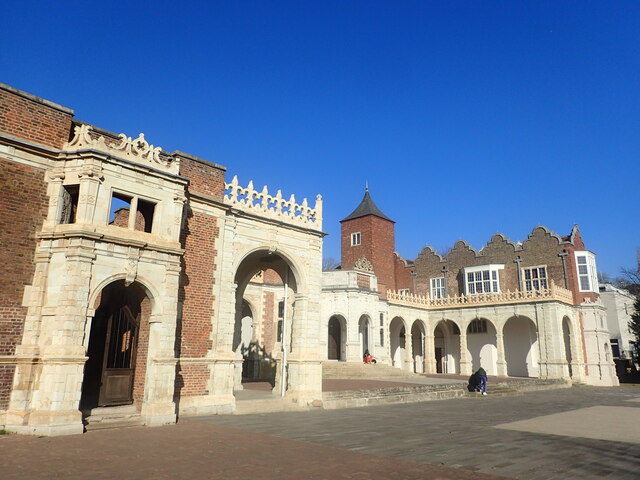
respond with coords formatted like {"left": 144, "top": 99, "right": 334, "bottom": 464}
{"left": 234, "top": 397, "right": 312, "bottom": 415}
{"left": 322, "top": 361, "right": 423, "bottom": 379}
{"left": 83, "top": 405, "right": 144, "bottom": 431}
{"left": 84, "top": 418, "right": 145, "bottom": 431}
{"left": 322, "top": 377, "right": 570, "bottom": 409}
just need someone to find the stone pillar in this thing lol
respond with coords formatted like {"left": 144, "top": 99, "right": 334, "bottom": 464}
{"left": 140, "top": 264, "right": 180, "bottom": 426}
{"left": 6, "top": 242, "right": 95, "bottom": 436}
{"left": 424, "top": 333, "right": 436, "bottom": 374}
{"left": 404, "top": 326, "right": 413, "bottom": 372}
{"left": 76, "top": 162, "right": 103, "bottom": 224}
{"left": 345, "top": 313, "right": 360, "bottom": 361}
{"left": 496, "top": 332, "right": 508, "bottom": 376}
{"left": 140, "top": 317, "right": 177, "bottom": 426}
{"left": 459, "top": 331, "right": 472, "bottom": 375}
{"left": 286, "top": 293, "right": 322, "bottom": 405}
{"left": 569, "top": 329, "right": 585, "bottom": 382}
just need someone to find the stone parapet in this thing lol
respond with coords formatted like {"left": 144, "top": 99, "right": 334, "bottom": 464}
{"left": 388, "top": 280, "right": 574, "bottom": 310}
{"left": 224, "top": 175, "right": 322, "bottom": 231}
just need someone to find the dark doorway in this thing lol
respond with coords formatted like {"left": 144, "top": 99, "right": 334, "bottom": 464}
{"left": 81, "top": 281, "right": 146, "bottom": 411}
{"left": 435, "top": 347, "right": 443, "bottom": 374}
{"left": 328, "top": 316, "right": 342, "bottom": 360}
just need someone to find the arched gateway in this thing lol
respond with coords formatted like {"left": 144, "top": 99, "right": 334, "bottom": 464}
{"left": 81, "top": 280, "right": 151, "bottom": 411}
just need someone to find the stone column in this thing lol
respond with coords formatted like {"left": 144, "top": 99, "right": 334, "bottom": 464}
{"left": 6, "top": 242, "right": 95, "bottom": 436}
{"left": 285, "top": 293, "right": 322, "bottom": 405}
{"left": 345, "top": 314, "right": 360, "bottom": 362}
{"left": 459, "top": 331, "right": 472, "bottom": 375}
{"left": 404, "top": 326, "right": 413, "bottom": 372}
{"left": 76, "top": 162, "right": 103, "bottom": 224}
{"left": 140, "top": 264, "right": 180, "bottom": 426}
{"left": 496, "top": 332, "right": 508, "bottom": 376}
{"left": 424, "top": 332, "right": 436, "bottom": 374}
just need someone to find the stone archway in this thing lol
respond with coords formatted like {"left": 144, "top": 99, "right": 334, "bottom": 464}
{"left": 389, "top": 317, "right": 407, "bottom": 369}
{"left": 466, "top": 318, "right": 498, "bottom": 375}
{"left": 327, "top": 315, "right": 347, "bottom": 360}
{"left": 562, "top": 316, "right": 574, "bottom": 378}
{"left": 358, "top": 315, "right": 371, "bottom": 358}
{"left": 503, "top": 316, "right": 539, "bottom": 377}
{"left": 411, "top": 320, "right": 426, "bottom": 373}
{"left": 232, "top": 251, "right": 300, "bottom": 394}
{"left": 80, "top": 280, "right": 151, "bottom": 412}
{"left": 433, "top": 320, "right": 461, "bottom": 374}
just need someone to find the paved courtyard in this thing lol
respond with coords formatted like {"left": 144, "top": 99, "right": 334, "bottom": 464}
{"left": 1, "top": 385, "right": 638, "bottom": 479}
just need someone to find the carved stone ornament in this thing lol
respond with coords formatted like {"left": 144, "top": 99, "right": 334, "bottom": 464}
{"left": 224, "top": 175, "right": 323, "bottom": 231}
{"left": 354, "top": 256, "right": 374, "bottom": 272}
{"left": 64, "top": 124, "right": 178, "bottom": 173}
{"left": 124, "top": 248, "right": 140, "bottom": 286}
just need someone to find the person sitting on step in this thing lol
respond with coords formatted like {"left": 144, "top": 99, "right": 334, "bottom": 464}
{"left": 363, "top": 350, "right": 377, "bottom": 364}
{"left": 476, "top": 367, "right": 488, "bottom": 395}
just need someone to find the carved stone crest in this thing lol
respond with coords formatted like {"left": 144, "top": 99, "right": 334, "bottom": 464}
{"left": 354, "top": 256, "right": 374, "bottom": 272}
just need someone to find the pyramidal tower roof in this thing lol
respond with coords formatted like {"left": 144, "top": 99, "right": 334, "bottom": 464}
{"left": 341, "top": 187, "right": 394, "bottom": 223}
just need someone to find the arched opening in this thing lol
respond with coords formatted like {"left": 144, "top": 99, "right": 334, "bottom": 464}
{"left": 327, "top": 315, "right": 346, "bottom": 360}
{"left": 411, "top": 320, "right": 426, "bottom": 373}
{"left": 358, "top": 315, "right": 371, "bottom": 358}
{"left": 238, "top": 300, "right": 256, "bottom": 379}
{"left": 433, "top": 320, "right": 460, "bottom": 374}
{"left": 503, "top": 316, "right": 539, "bottom": 377}
{"left": 562, "top": 316, "right": 573, "bottom": 377}
{"left": 389, "top": 317, "right": 407, "bottom": 369}
{"left": 233, "top": 251, "right": 300, "bottom": 393}
{"left": 466, "top": 318, "right": 498, "bottom": 375}
{"left": 81, "top": 280, "right": 151, "bottom": 412}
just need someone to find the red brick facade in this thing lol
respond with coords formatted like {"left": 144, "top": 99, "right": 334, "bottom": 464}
{"left": 340, "top": 191, "right": 598, "bottom": 306}
{"left": 175, "top": 210, "right": 218, "bottom": 396}
{"left": 178, "top": 154, "right": 226, "bottom": 200}
{"left": 0, "top": 85, "right": 73, "bottom": 149}
{"left": 341, "top": 215, "right": 398, "bottom": 291}
{"left": 0, "top": 158, "right": 49, "bottom": 409}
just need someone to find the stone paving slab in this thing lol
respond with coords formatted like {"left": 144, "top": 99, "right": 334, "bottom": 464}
{"left": 496, "top": 405, "right": 640, "bottom": 444}
{"left": 0, "top": 421, "right": 507, "bottom": 480}
{"left": 200, "top": 386, "right": 640, "bottom": 480}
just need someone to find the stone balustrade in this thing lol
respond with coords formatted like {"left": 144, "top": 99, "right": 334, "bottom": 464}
{"left": 224, "top": 175, "right": 322, "bottom": 231}
{"left": 387, "top": 280, "right": 575, "bottom": 310}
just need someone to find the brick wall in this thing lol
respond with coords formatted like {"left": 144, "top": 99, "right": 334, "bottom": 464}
{"left": 132, "top": 296, "right": 151, "bottom": 409}
{"left": 0, "top": 158, "right": 48, "bottom": 409}
{"left": 0, "top": 84, "right": 73, "bottom": 149}
{"left": 262, "top": 291, "right": 276, "bottom": 356}
{"left": 179, "top": 155, "right": 226, "bottom": 200}
{"left": 175, "top": 208, "right": 218, "bottom": 397}
{"left": 393, "top": 254, "right": 414, "bottom": 292}
{"left": 341, "top": 215, "right": 398, "bottom": 290}
{"left": 414, "top": 226, "right": 591, "bottom": 304}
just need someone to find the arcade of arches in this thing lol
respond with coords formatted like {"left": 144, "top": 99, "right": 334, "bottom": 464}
{"left": 322, "top": 307, "right": 580, "bottom": 381}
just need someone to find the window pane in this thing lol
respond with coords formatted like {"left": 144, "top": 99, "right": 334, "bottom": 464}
{"left": 580, "top": 277, "right": 590, "bottom": 290}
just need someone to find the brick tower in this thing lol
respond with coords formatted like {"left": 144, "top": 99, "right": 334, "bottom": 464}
{"left": 340, "top": 188, "right": 397, "bottom": 291}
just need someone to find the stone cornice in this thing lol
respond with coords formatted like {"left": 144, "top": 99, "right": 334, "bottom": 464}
{"left": 37, "top": 226, "right": 185, "bottom": 256}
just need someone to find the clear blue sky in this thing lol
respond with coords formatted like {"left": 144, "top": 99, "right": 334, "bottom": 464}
{"left": 2, "top": 1, "right": 639, "bottom": 276}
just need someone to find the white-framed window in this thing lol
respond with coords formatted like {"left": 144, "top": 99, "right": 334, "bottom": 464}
{"left": 398, "top": 289, "right": 410, "bottom": 295}
{"left": 575, "top": 251, "right": 598, "bottom": 292}
{"left": 430, "top": 277, "right": 446, "bottom": 299}
{"left": 464, "top": 264, "right": 504, "bottom": 295}
{"left": 523, "top": 266, "right": 548, "bottom": 291}
{"left": 351, "top": 232, "right": 361, "bottom": 246}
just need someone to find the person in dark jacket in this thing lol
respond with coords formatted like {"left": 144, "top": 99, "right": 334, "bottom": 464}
{"left": 476, "top": 367, "right": 488, "bottom": 395}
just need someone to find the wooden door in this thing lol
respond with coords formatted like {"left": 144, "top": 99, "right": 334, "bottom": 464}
{"left": 98, "top": 306, "right": 138, "bottom": 406}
